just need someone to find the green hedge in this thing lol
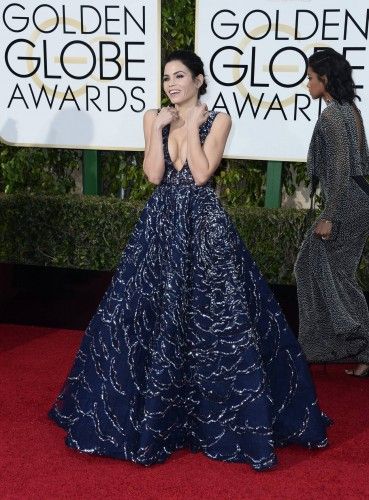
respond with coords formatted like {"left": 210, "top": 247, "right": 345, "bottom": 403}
{"left": 1, "top": 194, "right": 368, "bottom": 289}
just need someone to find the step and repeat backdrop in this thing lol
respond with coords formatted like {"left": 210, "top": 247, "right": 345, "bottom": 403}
{"left": 0, "top": 0, "right": 368, "bottom": 159}
{"left": 0, "top": 1, "right": 161, "bottom": 150}
{"left": 196, "top": 0, "right": 369, "bottom": 160}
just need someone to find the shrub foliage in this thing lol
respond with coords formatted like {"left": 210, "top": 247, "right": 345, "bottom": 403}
{"left": 1, "top": 193, "right": 368, "bottom": 289}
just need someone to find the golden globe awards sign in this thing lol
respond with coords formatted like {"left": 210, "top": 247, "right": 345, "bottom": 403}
{"left": 0, "top": 1, "right": 160, "bottom": 150}
{"left": 196, "top": 0, "right": 369, "bottom": 161}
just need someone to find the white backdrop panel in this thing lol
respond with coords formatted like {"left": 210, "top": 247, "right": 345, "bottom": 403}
{"left": 0, "top": 1, "right": 161, "bottom": 150}
{"left": 196, "top": 0, "right": 369, "bottom": 160}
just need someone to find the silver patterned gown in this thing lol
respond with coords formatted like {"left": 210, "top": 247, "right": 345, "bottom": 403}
{"left": 50, "top": 111, "right": 329, "bottom": 471}
{"left": 295, "top": 101, "right": 369, "bottom": 362}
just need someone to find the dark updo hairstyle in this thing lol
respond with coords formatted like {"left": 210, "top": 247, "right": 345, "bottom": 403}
{"left": 308, "top": 48, "right": 356, "bottom": 104}
{"left": 164, "top": 50, "right": 207, "bottom": 97}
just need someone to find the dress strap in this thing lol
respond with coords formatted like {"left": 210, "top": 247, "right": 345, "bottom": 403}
{"left": 162, "top": 123, "right": 169, "bottom": 141}
{"left": 199, "top": 111, "right": 218, "bottom": 144}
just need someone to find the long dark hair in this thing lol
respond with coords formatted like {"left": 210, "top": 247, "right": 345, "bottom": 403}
{"left": 308, "top": 48, "right": 356, "bottom": 104}
{"left": 164, "top": 50, "right": 207, "bottom": 97}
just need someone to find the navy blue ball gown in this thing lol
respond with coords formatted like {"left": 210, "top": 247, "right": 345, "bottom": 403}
{"left": 49, "top": 111, "right": 330, "bottom": 471}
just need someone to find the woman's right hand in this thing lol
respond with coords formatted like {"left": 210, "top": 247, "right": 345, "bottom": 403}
{"left": 155, "top": 106, "right": 179, "bottom": 129}
{"left": 314, "top": 219, "right": 333, "bottom": 239}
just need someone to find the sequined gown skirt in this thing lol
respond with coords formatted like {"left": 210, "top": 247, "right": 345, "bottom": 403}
{"left": 49, "top": 178, "right": 329, "bottom": 470}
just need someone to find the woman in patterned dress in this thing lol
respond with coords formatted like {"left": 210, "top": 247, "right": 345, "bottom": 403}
{"left": 49, "top": 50, "right": 330, "bottom": 470}
{"left": 295, "top": 48, "right": 369, "bottom": 377}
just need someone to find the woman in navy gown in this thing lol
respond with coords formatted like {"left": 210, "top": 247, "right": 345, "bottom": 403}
{"left": 49, "top": 50, "right": 330, "bottom": 471}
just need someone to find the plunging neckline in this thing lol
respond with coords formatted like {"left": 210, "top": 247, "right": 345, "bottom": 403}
{"left": 171, "top": 160, "right": 187, "bottom": 174}
{"left": 166, "top": 124, "right": 188, "bottom": 173}
{"left": 164, "top": 113, "right": 213, "bottom": 173}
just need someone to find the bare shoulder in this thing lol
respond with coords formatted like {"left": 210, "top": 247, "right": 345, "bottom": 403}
{"left": 211, "top": 112, "right": 232, "bottom": 137}
{"left": 214, "top": 112, "right": 232, "bottom": 126}
{"left": 143, "top": 108, "right": 159, "bottom": 124}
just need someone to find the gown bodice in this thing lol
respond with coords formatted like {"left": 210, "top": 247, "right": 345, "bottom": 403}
{"left": 160, "top": 111, "right": 218, "bottom": 187}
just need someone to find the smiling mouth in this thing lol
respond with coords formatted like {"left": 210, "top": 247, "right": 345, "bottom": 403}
{"left": 169, "top": 90, "right": 181, "bottom": 96}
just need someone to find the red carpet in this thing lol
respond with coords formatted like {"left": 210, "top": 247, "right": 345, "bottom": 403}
{"left": 1, "top": 324, "right": 369, "bottom": 500}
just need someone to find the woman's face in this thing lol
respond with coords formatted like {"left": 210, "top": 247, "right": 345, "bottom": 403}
{"left": 307, "top": 66, "right": 327, "bottom": 99}
{"left": 163, "top": 60, "right": 202, "bottom": 105}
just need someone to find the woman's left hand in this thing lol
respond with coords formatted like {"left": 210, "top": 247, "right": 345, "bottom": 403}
{"left": 187, "top": 103, "right": 209, "bottom": 128}
{"left": 314, "top": 219, "right": 333, "bottom": 240}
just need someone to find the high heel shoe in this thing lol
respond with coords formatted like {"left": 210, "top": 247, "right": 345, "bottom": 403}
{"left": 345, "top": 367, "right": 369, "bottom": 378}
